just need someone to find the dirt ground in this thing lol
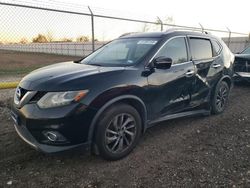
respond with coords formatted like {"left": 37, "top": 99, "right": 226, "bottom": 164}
{"left": 0, "top": 83, "right": 249, "bottom": 187}
{"left": 0, "top": 50, "right": 80, "bottom": 76}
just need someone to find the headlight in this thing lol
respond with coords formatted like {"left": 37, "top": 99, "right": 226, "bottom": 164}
{"left": 37, "top": 90, "right": 88, "bottom": 109}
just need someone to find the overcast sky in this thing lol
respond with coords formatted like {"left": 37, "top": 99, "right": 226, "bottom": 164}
{"left": 66, "top": 0, "right": 249, "bottom": 33}
{"left": 1, "top": 0, "right": 249, "bottom": 43}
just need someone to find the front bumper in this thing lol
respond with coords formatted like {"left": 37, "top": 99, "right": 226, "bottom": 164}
{"left": 11, "top": 102, "right": 96, "bottom": 153}
{"left": 13, "top": 122, "right": 90, "bottom": 153}
{"left": 233, "top": 58, "right": 250, "bottom": 81}
{"left": 233, "top": 72, "right": 250, "bottom": 82}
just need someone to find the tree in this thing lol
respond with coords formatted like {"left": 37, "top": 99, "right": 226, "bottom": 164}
{"left": 61, "top": 38, "right": 73, "bottom": 42}
{"left": 76, "top": 35, "right": 90, "bottom": 42}
{"left": 46, "top": 31, "right": 54, "bottom": 42}
{"left": 20, "top": 38, "right": 28, "bottom": 44}
{"left": 164, "top": 16, "right": 174, "bottom": 25}
{"left": 141, "top": 24, "right": 150, "bottom": 32}
{"left": 140, "top": 16, "right": 175, "bottom": 32}
{"left": 32, "top": 34, "right": 48, "bottom": 43}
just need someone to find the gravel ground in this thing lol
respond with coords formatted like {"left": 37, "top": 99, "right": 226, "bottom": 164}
{"left": 0, "top": 89, "right": 16, "bottom": 103}
{"left": 0, "top": 84, "right": 250, "bottom": 187}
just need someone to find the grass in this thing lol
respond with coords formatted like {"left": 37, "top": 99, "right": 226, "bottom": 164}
{"left": 0, "top": 50, "right": 80, "bottom": 77}
{"left": 0, "top": 64, "right": 51, "bottom": 76}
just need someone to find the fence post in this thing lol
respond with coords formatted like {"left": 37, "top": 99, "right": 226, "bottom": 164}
{"left": 157, "top": 17, "right": 163, "bottom": 31}
{"left": 88, "top": 6, "right": 95, "bottom": 52}
{"left": 199, "top": 23, "right": 204, "bottom": 33}
{"left": 226, "top": 27, "right": 231, "bottom": 48}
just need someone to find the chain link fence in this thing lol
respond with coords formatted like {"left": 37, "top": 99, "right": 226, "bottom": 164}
{"left": 0, "top": 0, "right": 249, "bottom": 89}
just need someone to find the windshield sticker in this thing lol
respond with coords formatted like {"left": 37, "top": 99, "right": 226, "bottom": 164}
{"left": 137, "top": 40, "right": 157, "bottom": 45}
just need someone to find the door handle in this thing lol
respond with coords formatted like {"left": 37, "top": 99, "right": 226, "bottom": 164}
{"left": 185, "top": 70, "right": 195, "bottom": 76}
{"left": 212, "top": 64, "right": 221, "bottom": 68}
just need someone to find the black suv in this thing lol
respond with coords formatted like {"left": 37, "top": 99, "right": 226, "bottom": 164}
{"left": 11, "top": 30, "right": 234, "bottom": 160}
{"left": 233, "top": 45, "right": 250, "bottom": 82}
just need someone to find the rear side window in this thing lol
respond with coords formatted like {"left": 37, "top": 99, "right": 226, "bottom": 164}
{"left": 156, "top": 37, "right": 188, "bottom": 64}
{"left": 190, "top": 38, "right": 212, "bottom": 60}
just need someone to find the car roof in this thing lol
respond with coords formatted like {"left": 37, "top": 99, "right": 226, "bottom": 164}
{"left": 120, "top": 30, "right": 215, "bottom": 39}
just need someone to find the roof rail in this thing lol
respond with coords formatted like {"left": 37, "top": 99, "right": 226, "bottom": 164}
{"left": 119, "top": 32, "right": 140, "bottom": 37}
{"left": 165, "top": 28, "right": 210, "bottom": 34}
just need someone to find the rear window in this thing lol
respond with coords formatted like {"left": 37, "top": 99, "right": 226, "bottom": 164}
{"left": 190, "top": 38, "right": 213, "bottom": 60}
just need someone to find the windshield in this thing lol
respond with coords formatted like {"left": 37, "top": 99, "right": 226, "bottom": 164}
{"left": 241, "top": 46, "right": 250, "bottom": 54}
{"left": 81, "top": 38, "right": 159, "bottom": 66}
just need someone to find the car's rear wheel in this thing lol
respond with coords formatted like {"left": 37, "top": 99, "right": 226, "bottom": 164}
{"left": 95, "top": 103, "right": 142, "bottom": 160}
{"left": 211, "top": 81, "right": 230, "bottom": 114}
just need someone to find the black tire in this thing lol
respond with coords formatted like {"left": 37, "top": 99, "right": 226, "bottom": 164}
{"left": 95, "top": 103, "right": 142, "bottom": 160}
{"left": 211, "top": 81, "right": 230, "bottom": 114}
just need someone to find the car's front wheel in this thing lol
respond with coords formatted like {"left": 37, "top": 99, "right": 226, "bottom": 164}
{"left": 211, "top": 81, "right": 230, "bottom": 114}
{"left": 95, "top": 103, "right": 142, "bottom": 160}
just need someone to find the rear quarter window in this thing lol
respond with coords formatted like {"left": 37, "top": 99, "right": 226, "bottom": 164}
{"left": 211, "top": 40, "right": 222, "bottom": 56}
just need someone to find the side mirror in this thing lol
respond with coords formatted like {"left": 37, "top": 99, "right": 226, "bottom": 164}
{"left": 154, "top": 56, "right": 173, "bottom": 69}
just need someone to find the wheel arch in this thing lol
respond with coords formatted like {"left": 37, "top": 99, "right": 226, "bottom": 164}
{"left": 210, "top": 75, "right": 232, "bottom": 103}
{"left": 87, "top": 95, "right": 148, "bottom": 143}
{"left": 210, "top": 75, "right": 231, "bottom": 114}
{"left": 220, "top": 76, "right": 233, "bottom": 89}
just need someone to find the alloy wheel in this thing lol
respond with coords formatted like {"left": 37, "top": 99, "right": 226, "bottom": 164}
{"left": 105, "top": 113, "right": 137, "bottom": 154}
{"left": 216, "top": 85, "right": 228, "bottom": 111}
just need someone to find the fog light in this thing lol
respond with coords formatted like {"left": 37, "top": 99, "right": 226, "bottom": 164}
{"left": 43, "top": 131, "right": 66, "bottom": 142}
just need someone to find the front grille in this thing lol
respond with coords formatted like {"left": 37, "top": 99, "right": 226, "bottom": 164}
{"left": 19, "top": 87, "right": 29, "bottom": 100}
{"left": 29, "top": 91, "right": 46, "bottom": 102}
{"left": 15, "top": 87, "right": 44, "bottom": 106}
{"left": 234, "top": 59, "right": 250, "bottom": 73}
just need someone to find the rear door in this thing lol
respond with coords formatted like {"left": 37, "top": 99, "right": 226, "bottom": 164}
{"left": 188, "top": 37, "right": 223, "bottom": 108}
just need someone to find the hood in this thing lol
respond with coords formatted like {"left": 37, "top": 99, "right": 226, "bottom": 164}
{"left": 19, "top": 61, "right": 125, "bottom": 91}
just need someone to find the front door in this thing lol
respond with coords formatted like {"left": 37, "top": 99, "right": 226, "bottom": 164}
{"left": 147, "top": 36, "right": 195, "bottom": 120}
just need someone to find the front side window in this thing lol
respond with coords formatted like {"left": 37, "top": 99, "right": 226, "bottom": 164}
{"left": 155, "top": 37, "right": 188, "bottom": 64}
{"left": 241, "top": 46, "right": 250, "bottom": 54}
{"left": 190, "top": 38, "right": 213, "bottom": 60}
{"left": 81, "top": 38, "right": 159, "bottom": 66}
